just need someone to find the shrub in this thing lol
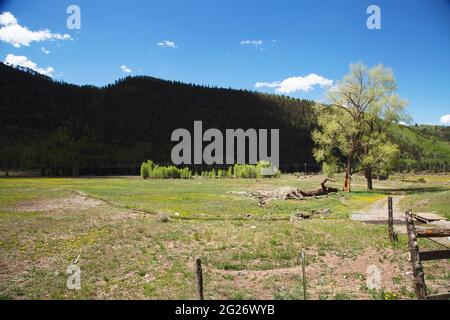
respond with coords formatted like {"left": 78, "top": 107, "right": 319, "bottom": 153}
{"left": 141, "top": 160, "right": 192, "bottom": 179}
{"left": 226, "top": 167, "right": 233, "bottom": 178}
{"left": 140, "top": 162, "right": 150, "bottom": 179}
{"left": 146, "top": 160, "right": 154, "bottom": 171}
{"left": 180, "top": 167, "right": 191, "bottom": 179}
{"left": 233, "top": 164, "right": 257, "bottom": 178}
{"left": 256, "top": 160, "right": 281, "bottom": 178}
{"left": 143, "top": 160, "right": 281, "bottom": 180}
{"left": 232, "top": 162, "right": 281, "bottom": 179}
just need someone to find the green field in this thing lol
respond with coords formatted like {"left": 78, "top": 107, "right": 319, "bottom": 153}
{"left": 0, "top": 174, "right": 449, "bottom": 300}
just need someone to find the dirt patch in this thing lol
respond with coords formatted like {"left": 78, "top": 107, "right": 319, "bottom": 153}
{"left": 208, "top": 248, "right": 448, "bottom": 299}
{"left": 9, "top": 194, "right": 105, "bottom": 212}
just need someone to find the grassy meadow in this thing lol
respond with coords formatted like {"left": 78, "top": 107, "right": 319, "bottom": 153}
{"left": 0, "top": 174, "right": 449, "bottom": 300}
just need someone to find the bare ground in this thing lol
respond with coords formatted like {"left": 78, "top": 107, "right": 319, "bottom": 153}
{"left": 8, "top": 193, "right": 105, "bottom": 212}
{"left": 351, "top": 195, "right": 406, "bottom": 223}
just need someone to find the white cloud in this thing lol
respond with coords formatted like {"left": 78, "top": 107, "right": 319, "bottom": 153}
{"left": 440, "top": 114, "right": 450, "bottom": 125}
{"left": 0, "top": 12, "right": 17, "bottom": 25}
{"left": 41, "top": 47, "right": 50, "bottom": 54}
{"left": 4, "top": 54, "right": 54, "bottom": 76}
{"left": 0, "top": 11, "right": 72, "bottom": 48}
{"left": 120, "top": 65, "right": 132, "bottom": 73}
{"left": 240, "top": 40, "right": 263, "bottom": 46}
{"left": 254, "top": 81, "right": 280, "bottom": 89}
{"left": 157, "top": 40, "right": 177, "bottom": 49}
{"left": 255, "top": 74, "right": 333, "bottom": 94}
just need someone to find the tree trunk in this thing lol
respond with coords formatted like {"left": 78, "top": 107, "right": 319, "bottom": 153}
{"left": 365, "top": 167, "right": 373, "bottom": 190}
{"left": 343, "top": 151, "right": 353, "bottom": 192}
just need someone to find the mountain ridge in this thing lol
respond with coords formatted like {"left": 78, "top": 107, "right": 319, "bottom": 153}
{"left": 1, "top": 63, "right": 449, "bottom": 175}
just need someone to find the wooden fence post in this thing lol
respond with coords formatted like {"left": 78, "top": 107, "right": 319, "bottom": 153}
{"left": 405, "top": 211, "right": 427, "bottom": 300}
{"left": 300, "top": 251, "right": 307, "bottom": 300}
{"left": 387, "top": 197, "right": 395, "bottom": 242}
{"left": 195, "top": 257, "right": 204, "bottom": 300}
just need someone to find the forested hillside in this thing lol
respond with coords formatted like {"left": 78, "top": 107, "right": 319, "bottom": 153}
{"left": 410, "top": 125, "right": 450, "bottom": 143}
{"left": 0, "top": 63, "right": 449, "bottom": 175}
{"left": 0, "top": 63, "right": 316, "bottom": 175}
{"left": 388, "top": 124, "right": 450, "bottom": 172}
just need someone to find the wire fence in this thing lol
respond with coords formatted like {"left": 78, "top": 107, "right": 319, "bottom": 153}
{"left": 0, "top": 162, "right": 322, "bottom": 176}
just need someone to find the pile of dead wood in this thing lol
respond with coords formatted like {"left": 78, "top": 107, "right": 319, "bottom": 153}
{"left": 246, "top": 178, "right": 338, "bottom": 206}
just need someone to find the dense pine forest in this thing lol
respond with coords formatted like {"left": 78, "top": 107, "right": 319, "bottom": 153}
{"left": 0, "top": 63, "right": 449, "bottom": 175}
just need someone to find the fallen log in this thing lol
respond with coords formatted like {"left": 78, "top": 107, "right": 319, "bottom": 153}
{"left": 298, "top": 178, "right": 338, "bottom": 197}
{"left": 416, "top": 228, "right": 450, "bottom": 238}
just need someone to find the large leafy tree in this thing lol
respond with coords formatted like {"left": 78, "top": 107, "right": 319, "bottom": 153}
{"left": 313, "top": 62, "right": 408, "bottom": 191}
{"left": 358, "top": 131, "right": 399, "bottom": 189}
{"left": 360, "top": 88, "right": 408, "bottom": 189}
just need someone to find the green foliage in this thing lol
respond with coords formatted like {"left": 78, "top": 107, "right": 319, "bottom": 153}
{"left": 140, "top": 160, "right": 155, "bottom": 179}
{"left": 358, "top": 132, "right": 399, "bottom": 174}
{"left": 226, "top": 167, "right": 233, "bottom": 178}
{"left": 141, "top": 160, "right": 191, "bottom": 179}
{"left": 140, "top": 162, "right": 149, "bottom": 179}
{"left": 368, "top": 289, "right": 399, "bottom": 300}
{"left": 313, "top": 62, "right": 408, "bottom": 188}
{"left": 146, "top": 160, "right": 154, "bottom": 170}
{"left": 321, "top": 161, "right": 340, "bottom": 177}
{"left": 388, "top": 124, "right": 450, "bottom": 173}
{"left": 257, "top": 160, "right": 281, "bottom": 178}
{"left": 180, "top": 167, "right": 191, "bottom": 179}
{"left": 233, "top": 164, "right": 258, "bottom": 178}
{"left": 412, "top": 125, "right": 450, "bottom": 142}
{"left": 194, "top": 162, "right": 280, "bottom": 179}
{"left": 233, "top": 161, "right": 281, "bottom": 179}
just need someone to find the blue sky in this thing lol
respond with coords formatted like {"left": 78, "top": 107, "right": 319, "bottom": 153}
{"left": 0, "top": 0, "right": 449, "bottom": 125}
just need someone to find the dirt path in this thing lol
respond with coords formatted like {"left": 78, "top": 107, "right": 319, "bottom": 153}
{"left": 351, "top": 195, "right": 450, "bottom": 247}
{"left": 351, "top": 195, "right": 406, "bottom": 223}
